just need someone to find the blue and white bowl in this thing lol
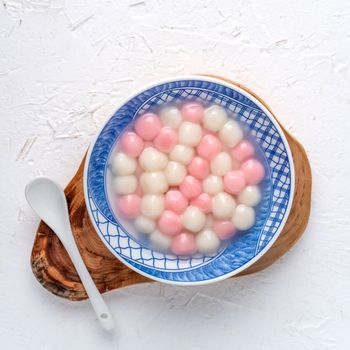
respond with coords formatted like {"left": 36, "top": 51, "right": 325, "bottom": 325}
{"left": 83, "top": 76, "right": 295, "bottom": 285}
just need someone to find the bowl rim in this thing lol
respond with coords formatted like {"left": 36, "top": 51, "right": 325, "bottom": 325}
{"left": 83, "top": 75, "right": 295, "bottom": 285}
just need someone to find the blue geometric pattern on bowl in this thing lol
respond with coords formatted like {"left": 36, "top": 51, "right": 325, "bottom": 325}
{"left": 85, "top": 78, "right": 293, "bottom": 284}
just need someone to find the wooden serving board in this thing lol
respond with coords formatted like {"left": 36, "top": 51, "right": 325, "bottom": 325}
{"left": 31, "top": 78, "right": 312, "bottom": 301}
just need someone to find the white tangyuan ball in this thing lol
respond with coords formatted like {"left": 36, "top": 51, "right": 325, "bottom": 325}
{"left": 196, "top": 229, "right": 220, "bottom": 254}
{"left": 238, "top": 185, "right": 261, "bottom": 206}
{"left": 178, "top": 121, "right": 203, "bottom": 147}
{"left": 169, "top": 144, "right": 194, "bottom": 165}
{"left": 139, "top": 147, "right": 168, "bottom": 171}
{"left": 140, "top": 172, "right": 168, "bottom": 194}
{"left": 141, "top": 194, "right": 164, "bottom": 219}
{"left": 164, "top": 161, "right": 187, "bottom": 186}
{"left": 233, "top": 204, "right": 255, "bottom": 230}
{"left": 159, "top": 106, "right": 182, "bottom": 129}
{"left": 210, "top": 152, "right": 232, "bottom": 176}
{"left": 212, "top": 192, "right": 236, "bottom": 219}
{"left": 202, "top": 175, "right": 224, "bottom": 195}
{"left": 219, "top": 120, "right": 243, "bottom": 148}
{"left": 182, "top": 205, "right": 206, "bottom": 233}
{"left": 113, "top": 175, "right": 137, "bottom": 194}
{"left": 203, "top": 105, "right": 228, "bottom": 132}
{"left": 150, "top": 230, "right": 172, "bottom": 250}
{"left": 134, "top": 215, "right": 156, "bottom": 234}
{"left": 112, "top": 152, "right": 137, "bottom": 175}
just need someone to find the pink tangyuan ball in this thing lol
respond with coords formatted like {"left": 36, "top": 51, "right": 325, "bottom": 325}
{"left": 120, "top": 131, "right": 144, "bottom": 158}
{"left": 181, "top": 102, "right": 204, "bottom": 123}
{"left": 223, "top": 170, "right": 246, "bottom": 195}
{"left": 212, "top": 220, "right": 237, "bottom": 240}
{"left": 188, "top": 157, "right": 210, "bottom": 180}
{"left": 179, "top": 176, "right": 202, "bottom": 199}
{"left": 164, "top": 190, "right": 189, "bottom": 214}
{"left": 197, "top": 134, "right": 222, "bottom": 161}
{"left": 240, "top": 158, "right": 265, "bottom": 185}
{"left": 158, "top": 210, "right": 182, "bottom": 236}
{"left": 170, "top": 232, "right": 197, "bottom": 255}
{"left": 134, "top": 113, "right": 162, "bottom": 141}
{"left": 153, "top": 126, "right": 177, "bottom": 153}
{"left": 231, "top": 140, "right": 255, "bottom": 162}
{"left": 190, "top": 193, "right": 212, "bottom": 214}
{"left": 117, "top": 194, "right": 141, "bottom": 219}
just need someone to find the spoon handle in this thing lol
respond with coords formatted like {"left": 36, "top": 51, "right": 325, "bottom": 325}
{"left": 61, "top": 231, "right": 115, "bottom": 331}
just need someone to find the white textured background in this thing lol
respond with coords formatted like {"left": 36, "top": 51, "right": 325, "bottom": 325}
{"left": 1, "top": 0, "right": 350, "bottom": 349}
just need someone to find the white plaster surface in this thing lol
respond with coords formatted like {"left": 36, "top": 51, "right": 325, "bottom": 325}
{"left": 1, "top": 0, "right": 350, "bottom": 349}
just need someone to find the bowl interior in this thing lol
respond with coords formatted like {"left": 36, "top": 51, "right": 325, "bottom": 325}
{"left": 84, "top": 76, "right": 294, "bottom": 285}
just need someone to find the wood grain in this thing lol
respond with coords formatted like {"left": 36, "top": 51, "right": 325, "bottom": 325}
{"left": 30, "top": 79, "right": 312, "bottom": 301}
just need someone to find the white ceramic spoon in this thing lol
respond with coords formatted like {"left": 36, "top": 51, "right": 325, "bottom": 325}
{"left": 25, "top": 177, "right": 115, "bottom": 331}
